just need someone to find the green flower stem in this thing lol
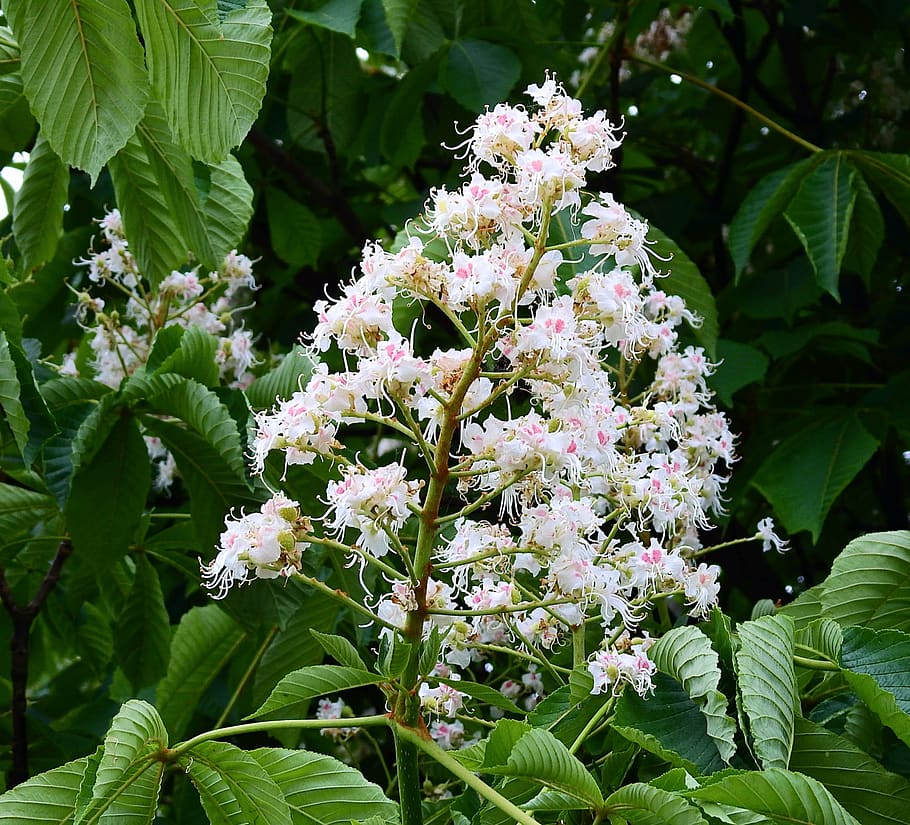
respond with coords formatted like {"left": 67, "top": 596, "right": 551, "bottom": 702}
{"left": 290, "top": 571, "right": 400, "bottom": 633}
{"left": 688, "top": 533, "right": 763, "bottom": 558}
{"left": 213, "top": 625, "right": 278, "bottom": 730}
{"left": 393, "top": 722, "right": 544, "bottom": 825}
{"left": 629, "top": 54, "right": 822, "bottom": 155}
{"left": 434, "top": 471, "right": 532, "bottom": 526}
{"left": 569, "top": 696, "right": 615, "bottom": 755}
{"left": 793, "top": 644, "right": 841, "bottom": 672}
{"left": 467, "top": 641, "right": 572, "bottom": 676}
{"left": 305, "top": 535, "right": 407, "bottom": 580}
{"left": 573, "top": 624, "right": 587, "bottom": 669}
{"left": 426, "top": 598, "right": 575, "bottom": 617}
{"left": 169, "top": 714, "right": 392, "bottom": 758}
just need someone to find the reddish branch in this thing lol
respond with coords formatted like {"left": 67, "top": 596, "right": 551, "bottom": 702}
{"left": 0, "top": 538, "right": 73, "bottom": 788}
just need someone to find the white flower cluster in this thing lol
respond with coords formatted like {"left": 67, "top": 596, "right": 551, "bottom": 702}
{"left": 67, "top": 210, "right": 259, "bottom": 390}
{"left": 206, "top": 77, "right": 746, "bottom": 710}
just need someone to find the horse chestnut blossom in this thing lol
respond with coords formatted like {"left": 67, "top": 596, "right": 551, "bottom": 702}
{"left": 204, "top": 76, "right": 786, "bottom": 748}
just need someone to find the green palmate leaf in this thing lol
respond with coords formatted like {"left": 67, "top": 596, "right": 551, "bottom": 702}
{"left": 613, "top": 673, "right": 726, "bottom": 776}
{"left": 252, "top": 596, "right": 339, "bottom": 707}
{"left": 440, "top": 39, "right": 521, "bottom": 112}
{"left": 850, "top": 151, "right": 910, "bottom": 227}
{"left": 115, "top": 553, "right": 172, "bottom": 690}
{"left": 820, "top": 531, "right": 910, "bottom": 632}
{"left": 12, "top": 132, "right": 68, "bottom": 272}
{"left": 250, "top": 665, "right": 385, "bottom": 719}
{"left": 65, "top": 415, "right": 151, "bottom": 571}
{"left": 245, "top": 346, "right": 316, "bottom": 409}
{"left": 0, "top": 752, "right": 93, "bottom": 822}
{"left": 840, "top": 625, "right": 910, "bottom": 747}
{"left": 646, "top": 222, "right": 719, "bottom": 358}
{"left": 0, "top": 482, "right": 56, "bottom": 540}
{"left": 180, "top": 741, "right": 293, "bottom": 825}
{"left": 0, "top": 329, "right": 29, "bottom": 460}
{"left": 708, "top": 339, "right": 769, "bottom": 406}
{"left": 727, "top": 158, "right": 816, "bottom": 280}
{"left": 751, "top": 411, "right": 880, "bottom": 541}
{"left": 77, "top": 700, "right": 167, "bottom": 825}
{"left": 135, "top": 104, "right": 253, "bottom": 269}
{"left": 484, "top": 728, "right": 604, "bottom": 808}
{"left": 650, "top": 626, "right": 737, "bottom": 764}
{"left": 267, "top": 187, "right": 322, "bottom": 268}
{"left": 790, "top": 717, "right": 910, "bottom": 825}
{"left": 134, "top": 0, "right": 272, "bottom": 162}
{"left": 604, "top": 783, "right": 707, "bottom": 825}
{"left": 5, "top": 0, "right": 149, "bottom": 181}
{"left": 109, "top": 132, "right": 191, "bottom": 287}
{"left": 310, "top": 629, "right": 368, "bottom": 671}
{"left": 288, "top": 0, "right": 365, "bottom": 37}
{"left": 784, "top": 153, "right": 857, "bottom": 299}
{"left": 250, "top": 748, "right": 399, "bottom": 825}
{"left": 735, "top": 614, "right": 798, "bottom": 770}
{"left": 381, "top": 0, "right": 418, "bottom": 55}
{"left": 686, "top": 768, "right": 860, "bottom": 825}
{"left": 141, "top": 417, "right": 260, "bottom": 550}
{"left": 843, "top": 172, "right": 884, "bottom": 284}
{"left": 157, "top": 604, "right": 247, "bottom": 740}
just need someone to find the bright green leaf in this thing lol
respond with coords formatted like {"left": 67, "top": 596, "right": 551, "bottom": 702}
{"left": 250, "top": 748, "right": 399, "bottom": 825}
{"left": 6, "top": 0, "right": 149, "bottom": 181}
{"left": 310, "top": 629, "right": 368, "bottom": 671}
{"left": 820, "top": 531, "right": 910, "bottom": 631}
{"left": 440, "top": 39, "right": 521, "bottom": 112}
{"left": 751, "top": 411, "right": 880, "bottom": 541}
{"left": 134, "top": 0, "right": 272, "bottom": 162}
{"left": 157, "top": 604, "right": 247, "bottom": 740}
{"left": 686, "top": 767, "right": 861, "bottom": 825}
{"left": 0, "top": 752, "right": 93, "bottom": 822}
{"left": 245, "top": 346, "right": 316, "bottom": 409}
{"left": 735, "top": 614, "right": 798, "bottom": 769}
{"left": 151, "top": 327, "right": 220, "bottom": 387}
{"left": 250, "top": 665, "right": 385, "bottom": 720}
{"left": 840, "top": 625, "right": 910, "bottom": 747}
{"left": 116, "top": 553, "right": 172, "bottom": 690}
{"left": 12, "top": 132, "right": 68, "bottom": 272}
{"left": 181, "top": 741, "right": 293, "bottom": 825}
{"left": 604, "top": 782, "right": 707, "bottom": 825}
{"left": 437, "top": 677, "right": 523, "bottom": 715}
{"left": 790, "top": 716, "right": 910, "bottom": 825}
{"left": 784, "top": 153, "right": 857, "bottom": 298}
{"left": 650, "top": 626, "right": 737, "bottom": 764}
{"left": 288, "top": 0, "right": 365, "bottom": 37}
{"left": 381, "top": 0, "right": 418, "bottom": 55}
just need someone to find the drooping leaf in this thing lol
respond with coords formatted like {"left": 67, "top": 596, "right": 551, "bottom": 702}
{"left": 7, "top": 339, "right": 58, "bottom": 465}
{"left": 134, "top": 0, "right": 272, "bottom": 162}
{"left": 790, "top": 717, "right": 910, "bottom": 825}
{"left": 440, "top": 39, "right": 521, "bottom": 112}
{"left": 180, "top": 741, "right": 293, "bottom": 825}
{"left": 603, "top": 783, "right": 707, "bottom": 825}
{"left": 6, "top": 0, "right": 149, "bottom": 180}
{"left": 109, "top": 132, "right": 191, "bottom": 287}
{"left": 484, "top": 728, "right": 604, "bottom": 809}
{"left": 76, "top": 700, "right": 167, "bottom": 825}
{"left": 686, "top": 767, "right": 861, "bottom": 825}
{"left": 708, "top": 339, "right": 769, "bottom": 406}
{"left": 613, "top": 673, "right": 726, "bottom": 776}
{"left": 12, "top": 132, "right": 68, "bottom": 272}
{"left": 794, "top": 618, "right": 843, "bottom": 664}
{"left": 820, "top": 531, "right": 910, "bottom": 632}
{"left": 735, "top": 614, "right": 798, "bottom": 770}
{"left": 250, "top": 748, "right": 399, "bottom": 825}
{"left": 727, "top": 158, "right": 816, "bottom": 280}
{"left": 784, "top": 153, "right": 857, "bottom": 298}
{"left": 380, "top": 0, "right": 418, "bottom": 55}
{"left": 379, "top": 62, "right": 431, "bottom": 169}
{"left": 245, "top": 346, "right": 316, "bottom": 409}
{"left": 851, "top": 151, "right": 910, "bottom": 227}
{"left": 157, "top": 604, "right": 247, "bottom": 740}
{"left": 840, "top": 625, "right": 910, "bottom": 747}
{"left": 135, "top": 104, "right": 253, "bottom": 269}
{"left": 267, "top": 188, "right": 322, "bottom": 268}
{"left": 65, "top": 415, "right": 151, "bottom": 571}
{"left": 250, "top": 665, "right": 385, "bottom": 720}
{"left": 646, "top": 222, "right": 719, "bottom": 358}
{"left": 288, "top": 0, "right": 365, "bottom": 37}
{"left": 751, "top": 411, "right": 880, "bottom": 541}
{"left": 116, "top": 553, "right": 172, "bottom": 690}
{"left": 151, "top": 331, "right": 220, "bottom": 388}
{"left": 650, "top": 626, "right": 737, "bottom": 764}
{"left": 0, "top": 752, "right": 93, "bottom": 822}
{"left": 0, "top": 329, "right": 29, "bottom": 460}
{"left": 843, "top": 172, "right": 884, "bottom": 285}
